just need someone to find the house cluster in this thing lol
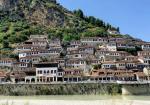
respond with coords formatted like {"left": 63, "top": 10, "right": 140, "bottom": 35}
{"left": 0, "top": 35, "right": 150, "bottom": 83}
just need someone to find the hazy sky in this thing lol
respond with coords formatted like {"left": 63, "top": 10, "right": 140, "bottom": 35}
{"left": 57, "top": 0, "right": 150, "bottom": 41}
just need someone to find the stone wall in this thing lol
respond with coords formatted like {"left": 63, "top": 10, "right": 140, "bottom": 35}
{"left": 122, "top": 84, "right": 150, "bottom": 95}
{"left": 0, "top": 83, "right": 121, "bottom": 96}
{"left": 0, "top": 83, "right": 149, "bottom": 96}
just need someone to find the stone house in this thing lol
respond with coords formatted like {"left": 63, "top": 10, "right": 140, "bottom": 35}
{"left": 63, "top": 68, "right": 83, "bottom": 82}
{"left": 141, "top": 43, "right": 150, "bottom": 51}
{"left": 117, "top": 42, "right": 135, "bottom": 49}
{"left": 90, "top": 69, "right": 137, "bottom": 81}
{"left": 81, "top": 37, "right": 108, "bottom": 46}
{"left": 106, "top": 42, "right": 117, "bottom": 51}
{"left": 67, "top": 45, "right": 79, "bottom": 51}
{"left": 101, "top": 61, "right": 117, "bottom": 70}
{"left": 138, "top": 51, "right": 150, "bottom": 57}
{"left": 0, "top": 58, "right": 16, "bottom": 67}
{"left": 79, "top": 46, "right": 95, "bottom": 55}
{"left": 66, "top": 58, "right": 87, "bottom": 70}
{"left": 49, "top": 38, "right": 61, "bottom": 46}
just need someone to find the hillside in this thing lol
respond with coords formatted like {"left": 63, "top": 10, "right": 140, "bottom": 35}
{"left": 0, "top": 0, "right": 121, "bottom": 47}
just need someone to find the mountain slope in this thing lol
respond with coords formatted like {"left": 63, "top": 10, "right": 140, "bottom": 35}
{"left": 0, "top": 0, "right": 120, "bottom": 47}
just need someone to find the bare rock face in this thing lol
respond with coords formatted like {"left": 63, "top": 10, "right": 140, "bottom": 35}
{"left": 0, "top": 0, "right": 18, "bottom": 9}
{"left": 0, "top": 0, "right": 8, "bottom": 9}
{"left": 0, "top": 0, "right": 67, "bottom": 27}
{"left": 0, "top": 0, "right": 56, "bottom": 10}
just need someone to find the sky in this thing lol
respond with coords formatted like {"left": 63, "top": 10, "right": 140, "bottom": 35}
{"left": 57, "top": 0, "right": 150, "bottom": 42}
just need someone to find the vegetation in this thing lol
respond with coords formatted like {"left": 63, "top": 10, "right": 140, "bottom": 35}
{"left": 117, "top": 46, "right": 142, "bottom": 56}
{"left": 0, "top": 0, "right": 120, "bottom": 49}
{"left": 93, "top": 64, "right": 102, "bottom": 70}
{"left": 73, "top": 9, "right": 119, "bottom": 31}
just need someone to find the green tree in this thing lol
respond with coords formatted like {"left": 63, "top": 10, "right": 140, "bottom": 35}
{"left": 73, "top": 9, "right": 84, "bottom": 19}
{"left": 88, "top": 16, "right": 96, "bottom": 25}
{"left": 2, "top": 40, "right": 9, "bottom": 48}
{"left": 117, "top": 27, "right": 120, "bottom": 32}
{"left": 95, "top": 19, "right": 103, "bottom": 27}
{"left": 9, "top": 54, "right": 19, "bottom": 60}
{"left": 106, "top": 23, "right": 112, "bottom": 30}
{"left": 93, "top": 64, "right": 102, "bottom": 69}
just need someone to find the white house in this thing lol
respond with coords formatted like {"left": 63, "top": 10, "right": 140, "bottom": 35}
{"left": 126, "top": 61, "right": 138, "bottom": 69}
{"left": 138, "top": 51, "right": 150, "bottom": 57}
{"left": 107, "top": 29, "right": 120, "bottom": 35}
{"left": 35, "top": 63, "right": 63, "bottom": 82}
{"left": 141, "top": 43, "right": 150, "bottom": 51}
{"left": 79, "top": 46, "right": 95, "bottom": 55}
{"left": 106, "top": 42, "right": 117, "bottom": 51}
{"left": 81, "top": 37, "right": 108, "bottom": 46}
{"left": 0, "top": 58, "right": 16, "bottom": 67}
{"left": 67, "top": 45, "right": 79, "bottom": 51}
{"left": 102, "top": 61, "right": 117, "bottom": 69}
{"left": 19, "top": 51, "right": 32, "bottom": 58}
{"left": 66, "top": 59, "right": 87, "bottom": 70}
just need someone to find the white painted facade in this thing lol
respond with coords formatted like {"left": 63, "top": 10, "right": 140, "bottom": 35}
{"left": 19, "top": 52, "right": 30, "bottom": 58}
{"left": 142, "top": 44, "right": 150, "bottom": 51}
{"left": 102, "top": 63, "right": 116, "bottom": 69}
{"left": 0, "top": 59, "right": 16, "bottom": 67}
{"left": 106, "top": 43, "right": 117, "bottom": 51}
{"left": 35, "top": 65, "right": 63, "bottom": 82}
{"left": 81, "top": 37, "right": 108, "bottom": 46}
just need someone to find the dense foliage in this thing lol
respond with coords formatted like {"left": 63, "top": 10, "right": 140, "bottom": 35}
{"left": 73, "top": 9, "right": 120, "bottom": 31}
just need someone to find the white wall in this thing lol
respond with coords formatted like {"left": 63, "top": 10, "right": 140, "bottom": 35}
{"left": 36, "top": 67, "right": 58, "bottom": 77}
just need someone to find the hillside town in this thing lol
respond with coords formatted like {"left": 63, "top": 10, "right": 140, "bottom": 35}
{"left": 0, "top": 33, "right": 150, "bottom": 84}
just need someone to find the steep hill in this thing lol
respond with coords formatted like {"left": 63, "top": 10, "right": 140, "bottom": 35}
{"left": 0, "top": 0, "right": 120, "bottom": 47}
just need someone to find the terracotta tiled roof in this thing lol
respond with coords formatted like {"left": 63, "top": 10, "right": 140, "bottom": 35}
{"left": 10, "top": 71, "right": 26, "bottom": 78}
{"left": 90, "top": 69, "right": 134, "bottom": 77}
{"left": 0, "top": 58, "right": 16, "bottom": 62}
{"left": 64, "top": 68, "right": 83, "bottom": 71}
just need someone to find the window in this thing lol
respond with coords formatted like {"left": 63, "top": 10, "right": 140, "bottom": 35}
{"left": 75, "top": 55, "right": 78, "bottom": 57}
{"left": 59, "top": 73, "right": 62, "bottom": 76}
{"left": 81, "top": 61, "right": 84, "bottom": 64}
{"left": 54, "top": 70, "right": 56, "bottom": 73}
{"left": 47, "top": 71, "right": 49, "bottom": 74}
{"left": 51, "top": 70, "right": 53, "bottom": 74}
{"left": 38, "top": 70, "right": 42, "bottom": 74}
{"left": 38, "top": 70, "right": 40, "bottom": 74}
{"left": 44, "top": 70, "right": 46, "bottom": 74}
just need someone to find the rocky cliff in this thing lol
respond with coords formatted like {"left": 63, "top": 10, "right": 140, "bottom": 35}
{"left": 0, "top": 0, "right": 72, "bottom": 27}
{"left": 0, "top": 0, "right": 123, "bottom": 47}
